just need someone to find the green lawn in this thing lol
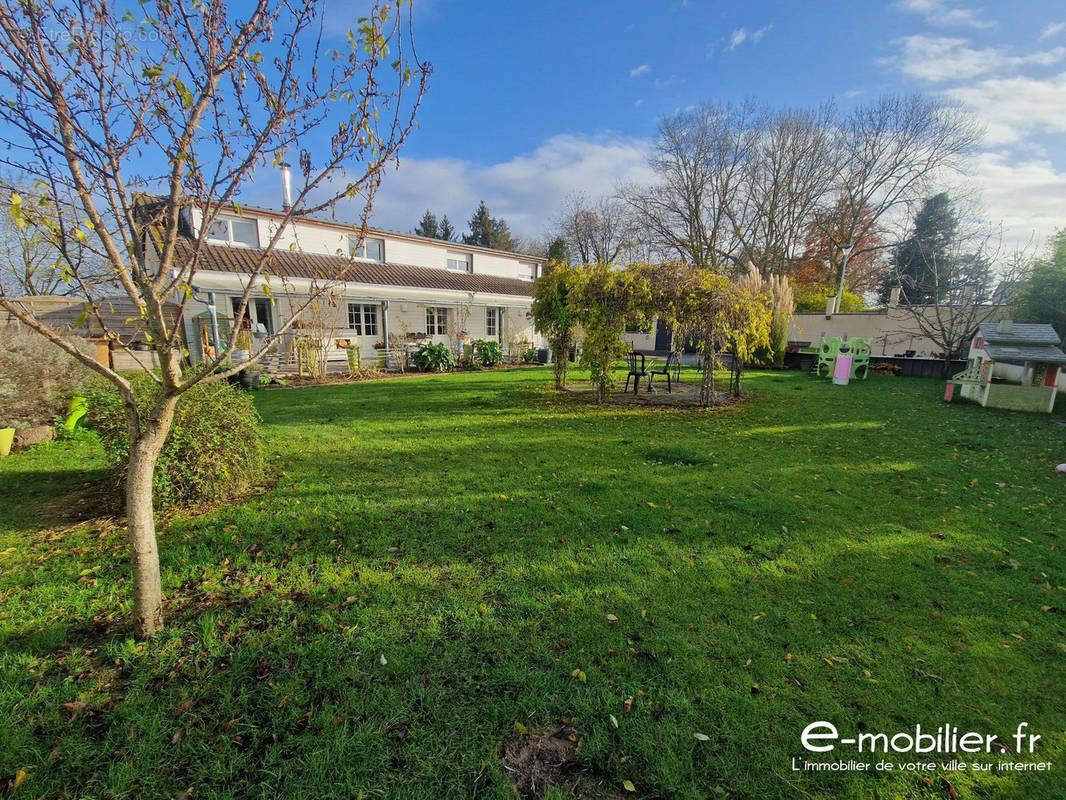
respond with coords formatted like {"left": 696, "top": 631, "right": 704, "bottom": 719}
{"left": 1, "top": 367, "right": 1064, "bottom": 799}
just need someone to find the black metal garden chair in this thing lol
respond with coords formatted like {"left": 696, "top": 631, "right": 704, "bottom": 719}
{"left": 624, "top": 351, "right": 647, "bottom": 394}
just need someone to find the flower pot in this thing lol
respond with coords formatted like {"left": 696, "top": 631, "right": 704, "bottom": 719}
{"left": 231, "top": 349, "right": 250, "bottom": 365}
{"left": 0, "top": 428, "right": 13, "bottom": 457}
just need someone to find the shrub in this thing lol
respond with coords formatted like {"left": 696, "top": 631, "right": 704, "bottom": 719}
{"left": 795, "top": 285, "right": 864, "bottom": 313}
{"left": 522, "top": 347, "right": 538, "bottom": 363}
{"left": 83, "top": 375, "right": 263, "bottom": 509}
{"left": 412, "top": 341, "right": 457, "bottom": 372}
{"left": 0, "top": 327, "right": 93, "bottom": 429}
{"left": 474, "top": 338, "right": 503, "bottom": 367}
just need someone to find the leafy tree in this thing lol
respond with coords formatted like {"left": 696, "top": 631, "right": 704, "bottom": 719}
{"left": 881, "top": 193, "right": 958, "bottom": 305}
{"left": 726, "top": 265, "right": 774, "bottom": 395}
{"left": 576, "top": 263, "right": 651, "bottom": 404}
{"left": 0, "top": 1, "right": 428, "bottom": 637}
{"left": 414, "top": 209, "right": 438, "bottom": 239}
{"left": 794, "top": 285, "right": 863, "bottom": 313}
{"left": 546, "top": 236, "right": 568, "bottom": 263}
{"left": 438, "top": 214, "right": 457, "bottom": 242}
{"left": 530, "top": 260, "right": 581, "bottom": 389}
{"left": 463, "top": 200, "right": 518, "bottom": 251}
{"left": 793, "top": 199, "right": 883, "bottom": 293}
{"left": 1015, "top": 229, "right": 1066, "bottom": 338}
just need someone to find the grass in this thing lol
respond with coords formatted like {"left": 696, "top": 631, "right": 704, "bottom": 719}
{"left": 1, "top": 366, "right": 1064, "bottom": 799}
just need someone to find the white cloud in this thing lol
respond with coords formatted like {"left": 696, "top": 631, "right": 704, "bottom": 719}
{"left": 344, "top": 134, "right": 656, "bottom": 240}
{"left": 1040, "top": 21, "right": 1066, "bottom": 41}
{"left": 954, "top": 152, "right": 1066, "bottom": 248}
{"left": 947, "top": 71, "right": 1066, "bottom": 144}
{"left": 727, "top": 24, "right": 772, "bottom": 52}
{"left": 629, "top": 64, "right": 651, "bottom": 78}
{"left": 889, "top": 35, "right": 1065, "bottom": 83}
{"left": 728, "top": 28, "right": 748, "bottom": 50}
{"left": 895, "top": 0, "right": 995, "bottom": 30}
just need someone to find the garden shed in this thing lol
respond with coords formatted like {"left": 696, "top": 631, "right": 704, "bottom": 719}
{"left": 948, "top": 320, "right": 1066, "bottom": 413}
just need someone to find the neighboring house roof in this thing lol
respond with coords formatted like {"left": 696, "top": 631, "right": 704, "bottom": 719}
{"left": 174, "top": 239, "right": 536, "bottom": 298}
{"left": 133, "top": 192, "right": 545, "bottom": 263}
{"left": 4, "top": 295, "right": 181, "bottom": 343}
{"left": 981, "top": 343, "right": 1066, "bottom": 365}
{"left": 977, "top": 322, "right": 1062, "bottom": 346}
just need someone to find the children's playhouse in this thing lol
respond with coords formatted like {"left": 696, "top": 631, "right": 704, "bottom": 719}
{"left": 948, "top": 321, "right": 1066, "bottom": 413}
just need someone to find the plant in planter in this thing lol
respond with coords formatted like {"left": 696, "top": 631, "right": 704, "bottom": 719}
{"left": 474, "top": 338, "right": 503, "bottom": 367}
{"left": 523, "top": 346, "right": 538, "bottom": 364}
{"left": 231, "top": 328, "right": 253, "bottom": 364}
{"left": 412, "top": 341, "right": 456, "bottom": 372}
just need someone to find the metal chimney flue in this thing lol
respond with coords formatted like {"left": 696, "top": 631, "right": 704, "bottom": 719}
{"left": 280, "top": 162, "right": 293, "bottom": 211}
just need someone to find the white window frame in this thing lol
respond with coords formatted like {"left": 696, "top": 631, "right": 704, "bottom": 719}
{"left": 426, "top": 306, "right": 449, "bottom": 335}
{"left": 207, "top": 216, "right": 260, "bottom": 248}
{"left": 519, "top": 261, "right": 537, "bottom": 281}
{"left": 349, "top": 235, "right": 385, "bottom": 262}
{"left": 446, "top": 251, "right": 472, "bottom": 273}
{"left": 486, "top": 307, "right": 498, "bottom": 339}
{"left": 347, "top": 303, "right": 378, "bottom": 336}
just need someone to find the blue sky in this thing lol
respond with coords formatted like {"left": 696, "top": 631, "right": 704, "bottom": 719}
{"left": 307, "top": 0, "right": 1066, "bottom": 251}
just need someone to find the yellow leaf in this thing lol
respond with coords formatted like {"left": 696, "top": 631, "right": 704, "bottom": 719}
{"left": 647, "top": 502, "right": 658, "bottom": 508}
{"left": 622, "top": 779, "right": 636, "bottom": 792}
{"left": 514, "top": 720, "right": 527, "bottom": 734}
{"left": 14, "top": 769, "right": 29, "bottom": 788}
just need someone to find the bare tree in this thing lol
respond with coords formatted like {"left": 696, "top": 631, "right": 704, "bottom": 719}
{"left": 620, "top": 101, "right": 760, "bottom": 271}
{"left": 0, "top": 0, "right": 429, "bottom": 637}
{"left": 554, "top": 191, "right": 635, "bottom": 264}
{"left": 888, "top": 203, "right": 1022, "bottom": 375}
{"left": 734, "top": 104, "right": 836, "bottom": 277}
{"left": 0, "top": 176, "right": 112, "bottom": 295}
{"left": 818, "top": 94, "right": 983, "bottom": 291}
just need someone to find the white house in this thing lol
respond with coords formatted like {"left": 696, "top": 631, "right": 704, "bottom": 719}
{"left": 154, "top": 197, "right": 545, "bottom": 369}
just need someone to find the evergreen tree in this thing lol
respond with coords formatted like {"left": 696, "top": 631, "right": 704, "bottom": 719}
{"left": 438, "top": 214, "right": 456, "bottom": 242}
{"left": 414, "top": 209, "right": 438, "bottom": 239}
{"left": 546, "top": 236, "right": 568, "bottom": 264}
{"left": 462, "top": 200, "right": 518, "bottom": 251}
{"left": 881, "top": 193, "right": 958, "bottom": 305}
{"left": 463, "top": 201, "right": 494, "bottom": 248}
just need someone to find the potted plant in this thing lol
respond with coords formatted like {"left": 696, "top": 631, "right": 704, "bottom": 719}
{"left": 231, "top": 328, "right": 252, "bottom": 365}
{"left": 0, "top": 424, "right": 13, "bottom": 457}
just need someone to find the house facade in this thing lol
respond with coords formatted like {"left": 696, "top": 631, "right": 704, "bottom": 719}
{"left": 160, "top": 200, "right": 545, "bottom": 368}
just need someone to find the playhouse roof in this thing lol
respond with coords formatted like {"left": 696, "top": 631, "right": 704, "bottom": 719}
{"left": 976, "top": 322, "right": 1061, "bottom": 346}
{"left": 982, "top": 343, "right": 1066, "bottom": 365}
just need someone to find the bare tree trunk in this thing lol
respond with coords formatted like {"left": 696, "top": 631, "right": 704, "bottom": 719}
{"left": 124, "top": 397, "right": 177, "bottom": 638}
{"left": 699, "top": 340, "right": 717, "bottom": 407}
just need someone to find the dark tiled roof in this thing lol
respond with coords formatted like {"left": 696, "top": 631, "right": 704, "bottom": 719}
{"left": 982, "top": 343, "right": 1066, "bottom": 365}
{"left": 174, "top": 239, "right": 535, "bottom": 298}
{"left": 977, "top": 322, "right": 1061, "bottom": 346}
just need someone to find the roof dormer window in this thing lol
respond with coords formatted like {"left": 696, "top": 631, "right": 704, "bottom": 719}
{"left": 349, "top": 235, "right": 385, "bottom": 262}
{"left": 206, "top": 216, "right": 260, "bottom": 248}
